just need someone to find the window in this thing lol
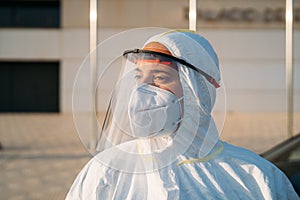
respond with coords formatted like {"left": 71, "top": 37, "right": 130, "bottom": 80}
{"left": 0, "top": 0, "right": 60, "bottom": 28}
{"left": 0, "top": 62, "right": 60, "bottom": 112}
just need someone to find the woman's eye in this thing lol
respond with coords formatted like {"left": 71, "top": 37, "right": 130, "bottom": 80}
{"left": 155, "top": 76, "right": 165, "bottom": 80}
{"left": 154, "top": 75, "right": 169, "bottom": 83}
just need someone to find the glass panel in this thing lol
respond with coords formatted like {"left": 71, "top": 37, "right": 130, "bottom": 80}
{"left": 0, "top": 1, "right": 60, "bottom": 28}
{"left": 0, "top": 62, "right": 59, "bottom": 112}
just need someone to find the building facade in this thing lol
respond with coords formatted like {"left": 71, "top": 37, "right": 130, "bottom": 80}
{"left": 0, "top": 0, "right": 299, "bottom": 112}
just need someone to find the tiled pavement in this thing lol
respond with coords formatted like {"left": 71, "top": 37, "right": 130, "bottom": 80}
{"left": 0, "top": 112, "right": 299, "bottom": 200}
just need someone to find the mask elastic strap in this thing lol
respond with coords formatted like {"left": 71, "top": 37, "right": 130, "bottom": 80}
{"left": 174, "top": 118, "right": 183, "bottom": 126}
{"left": 176, "top": 96, "right": 184, "bottom": 102}
{"left": 173, "top": 96, "right": 184, "bottom": 126}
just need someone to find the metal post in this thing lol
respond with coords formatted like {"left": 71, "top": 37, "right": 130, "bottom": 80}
{"left": 90, "top": 0, "right": 98, "bottom": 151}
{"left": 189, "top": 0, "right": 197, "bottom": 31}
{"left": 286, "top": 0, "right": 294, "bottom": 138}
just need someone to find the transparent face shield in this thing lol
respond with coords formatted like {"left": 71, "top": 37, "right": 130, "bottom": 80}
{"left": 72, "top": 28, "right": 227, "bottom": 173}
{"left": 94, "top": 49, "right": 191, "bottom": 172}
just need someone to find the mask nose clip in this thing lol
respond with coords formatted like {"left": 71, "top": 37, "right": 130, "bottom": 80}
{"left": 137, "top": 84, "right": 157, "bottom": 95}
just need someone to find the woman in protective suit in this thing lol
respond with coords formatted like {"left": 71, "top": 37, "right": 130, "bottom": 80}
{"left": 66, "top": 30, "right": 298, "bottom": 200}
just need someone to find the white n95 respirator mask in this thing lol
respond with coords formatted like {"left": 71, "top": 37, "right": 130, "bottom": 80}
{"left": 128, "top": 83, "right": 183, "bottom": 138}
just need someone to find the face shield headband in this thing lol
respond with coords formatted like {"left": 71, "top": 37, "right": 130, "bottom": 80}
{"left": 123, "top": 49, "right": 220, "bottom": 88}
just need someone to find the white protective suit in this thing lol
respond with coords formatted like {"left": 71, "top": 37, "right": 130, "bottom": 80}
{"left": 66, "top": 30, "right": 299, "bottom": 200}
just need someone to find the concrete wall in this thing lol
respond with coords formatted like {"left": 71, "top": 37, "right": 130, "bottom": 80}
{"left": 0, "top": 0, "right": 299, "bottom": 112}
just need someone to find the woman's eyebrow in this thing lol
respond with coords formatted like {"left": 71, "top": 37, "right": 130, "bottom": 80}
{"left": 151, "top": 69, "right": 171, "bottom": 75}
{"left": 135, "top": 67, "right": 171, "bottom": 74}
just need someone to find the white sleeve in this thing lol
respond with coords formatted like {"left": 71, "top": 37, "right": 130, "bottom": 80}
{"left": 65, "top": 158, "right": 106, "bottom": 200}
{"left": 271, "top": 168, "right": 299, "bottom": 200}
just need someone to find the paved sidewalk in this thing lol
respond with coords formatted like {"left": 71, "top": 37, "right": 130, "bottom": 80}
{"left": 0, "top": 112, "right": 299, "bottom": 200}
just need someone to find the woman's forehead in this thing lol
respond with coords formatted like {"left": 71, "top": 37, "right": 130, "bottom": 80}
{"left": 136, "top": 62, "right": 178, "bottom": 74}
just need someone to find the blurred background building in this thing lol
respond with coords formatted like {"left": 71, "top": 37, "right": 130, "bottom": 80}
{"left": 0, "top": 0, "right": 299, "bottom": 199}
{"left": 0, "top": 0, "right": 299, "bottom": 113}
